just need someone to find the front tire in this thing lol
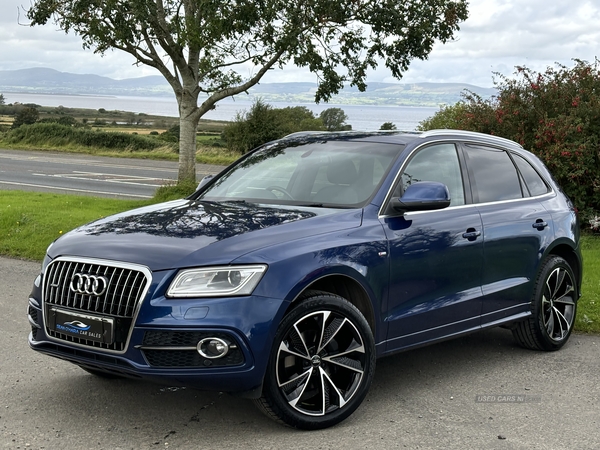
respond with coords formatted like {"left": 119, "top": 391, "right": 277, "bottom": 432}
{"left": 512, "top": 256, "right": 577, "bottom": 351}
{"left": 255, "top": 293, "right": 375, "bottom": 429}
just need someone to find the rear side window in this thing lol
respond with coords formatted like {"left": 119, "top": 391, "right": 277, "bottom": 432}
{"left": 464, "top": 145, "right": 523, "bottom": 203}
{"left": 512, "top": 153, "right": 549, "bottom": 197}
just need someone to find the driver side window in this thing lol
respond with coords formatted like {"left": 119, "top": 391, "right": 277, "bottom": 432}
{"left": 398, "top": 143, "right": 465, "bottom": 206}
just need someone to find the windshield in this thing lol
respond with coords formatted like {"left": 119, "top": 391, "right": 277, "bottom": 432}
{"left": 198, "top": 140, "right": 404, "bottom": 207}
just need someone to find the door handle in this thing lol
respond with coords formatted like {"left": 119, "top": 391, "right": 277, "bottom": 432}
{"left": 532, "top": 219, "right": 548, "bottom": 230}
{"left": 462, "top": 228, "right": 481, "bottom": 241}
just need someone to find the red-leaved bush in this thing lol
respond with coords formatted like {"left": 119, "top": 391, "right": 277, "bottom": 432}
{"left": 419, "top": 59, "right": 600, "bottom": 225}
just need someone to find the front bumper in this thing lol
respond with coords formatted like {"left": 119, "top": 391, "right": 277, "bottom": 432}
{"left": 27, "top": 270, "right": 288, "bottom": 397}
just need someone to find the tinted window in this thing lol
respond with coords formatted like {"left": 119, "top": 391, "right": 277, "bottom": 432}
{"left": 400, "top": 143, "right": 465, "bottom": 206}
{"left": 512, "top": 153, "right": 549, "bottom": 196}
{"left": 464, "top": 145, "right": 522, "bottom": 203}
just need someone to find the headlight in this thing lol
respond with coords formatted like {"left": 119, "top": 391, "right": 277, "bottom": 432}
{"left": 166, "top": 265, "right": 267, "bottom": 298}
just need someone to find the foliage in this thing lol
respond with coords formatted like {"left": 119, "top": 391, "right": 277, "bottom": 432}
{"left": 160, "top": 124, "right": 180, "bottom": 143}
{"left": 417, "top": 101, "right": 472, "bottom": 130}
{"left": 0, "top": 93, "right": 5, "bottom": 106}
{"left": 153, "top": 181, "right": 198, "bottom": 203}
{"left": 28, "top": 0, "right": 468, "bottom": 184}
{"left": 380, "top": 122, "right": 397, "bottom": 130}
{"left": 419, "top": 59, "right": 600, "bottom": 224}
{"left": 4, "top": 122, "right": 164, "bottom": 151}
{"left": 590, "top": 216, "right": 600, "bottom": 233}
{"left": 223, "top": 99, "right": 328, "bottom": 153}
{"left": 320, "top": 108, "right": 351, "bottom": 131}
{"left": 12, "top": 107, "right": 40, "bottom": 129}
{"left": 38, "top": 115, "right": 78, "bottom": 126}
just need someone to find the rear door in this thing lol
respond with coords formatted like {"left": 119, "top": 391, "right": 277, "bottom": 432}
{"left": 461, "top": 144, "right": 554, "bottom": 325}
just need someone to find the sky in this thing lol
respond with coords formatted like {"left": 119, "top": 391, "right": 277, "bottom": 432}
{"left": 0, "top": 0, "right": 599, "bottom": 88}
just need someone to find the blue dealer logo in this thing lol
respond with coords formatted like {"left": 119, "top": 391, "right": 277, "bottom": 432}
{"left": 64, "top": 320, "right": 91, "bottom": 331}
{"left": 56, "top": 320, "right": 91, "bottom": 334}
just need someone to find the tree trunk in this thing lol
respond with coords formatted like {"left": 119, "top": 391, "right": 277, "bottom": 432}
{"left": 177, "top": 91, "right": 202, "bottom": 185}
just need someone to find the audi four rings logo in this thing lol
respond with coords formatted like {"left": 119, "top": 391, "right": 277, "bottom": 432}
{"left": 70, "top": 273, "right": 109, "bottom": 296}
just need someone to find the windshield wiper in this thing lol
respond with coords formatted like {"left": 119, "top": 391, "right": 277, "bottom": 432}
{"left": 220, "top": 199, "right": 249, "bottom": 204}
{"left": 297, "top": 203, "right": 325, "bottom": 207}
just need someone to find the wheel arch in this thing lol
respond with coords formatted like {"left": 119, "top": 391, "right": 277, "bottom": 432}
{"left": 289, "top": 272, "right": 377, "bottom": 337}
{"left": 544, "top": 241, "right": 582, "bottom": 296}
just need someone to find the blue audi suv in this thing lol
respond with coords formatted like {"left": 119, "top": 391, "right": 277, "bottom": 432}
{"left": 27, "top": 130, "right": 582, "bottom": 429}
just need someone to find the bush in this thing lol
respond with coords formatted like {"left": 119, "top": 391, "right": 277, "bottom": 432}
{"left": 4, "top": 122, "right": 165, "bottom": 151}
{"left": 38, "top": 116, "right": 77, "bottom": 126}
{"left": 160, "top": 125, "right": 179, "bottom": 143}
{"left": 12, "top": 107, "right": 39, "bottom": 129}
{"left": 320, "top": 107, "right": 350, "bottom": 131}
{"left": 222, "top": 99, "right": 332, "bottom": 153}
{"left": 417, "top": 102, "right": 474, "bottom": 131}
{"left": 153, "top": 181, "right": 198, "bottom": 202}
{"left": 419, "top": 59, "right": 600, "bottom": 224}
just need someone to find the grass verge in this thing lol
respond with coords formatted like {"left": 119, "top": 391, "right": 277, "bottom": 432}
{"left": 0, "top": 191, "right": 150, "bottom": 260}
{"left": 575, "top": 235, "right": 600, "bottom": 333}
{"left": 1, "top": 189, "right": 599, "bottom": 333}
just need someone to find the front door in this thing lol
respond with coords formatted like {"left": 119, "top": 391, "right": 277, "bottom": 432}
{"left": 380, "top": 143, "right": 484, "bottom": 351}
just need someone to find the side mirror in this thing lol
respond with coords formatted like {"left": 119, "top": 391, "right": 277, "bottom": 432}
{"left": 196, "top": 174, "right": 214, "bottom": 191}
{"left": 391, "top": 181, "right": 451, "bottom": 213}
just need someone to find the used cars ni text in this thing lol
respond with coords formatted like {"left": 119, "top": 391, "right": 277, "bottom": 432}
{"left": 27, "top": 130, "right": 582, "bottom": 429}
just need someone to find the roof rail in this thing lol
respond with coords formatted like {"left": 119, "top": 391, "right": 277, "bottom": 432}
{"left": 283, "top": 131, "right": 329, "bottom": 138}
{"left": 419, "top": 129, "right": 523, "bottom": 148}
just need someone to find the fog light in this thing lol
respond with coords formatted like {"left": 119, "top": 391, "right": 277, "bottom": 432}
{"left": 197, "top": 337, "right": 230, "bottom": 359}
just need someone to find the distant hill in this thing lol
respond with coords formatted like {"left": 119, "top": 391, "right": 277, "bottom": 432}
{"left": 0, "top": 68, "right": 172, "bottom": 97}
{"left": 0, "top": 68, "right": 496, "bottom": 107}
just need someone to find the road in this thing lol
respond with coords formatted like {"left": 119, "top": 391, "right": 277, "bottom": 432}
{"left": 0, "top": 149, "right": 226, "bottom": 199}
{"left": 1, "top": 256, "right": 599, "bottom": 449}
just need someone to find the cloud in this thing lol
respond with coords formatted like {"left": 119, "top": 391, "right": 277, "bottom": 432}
{"left": 395, "top": 0, "right": 600, "bottom": 86}
{"left": 0, "top": 0, "right": 599, "bottom": 87}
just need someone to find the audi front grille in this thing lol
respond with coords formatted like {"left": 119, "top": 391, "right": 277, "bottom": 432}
{"left": 42, "top": 257, "right": 152, "bottom": 352}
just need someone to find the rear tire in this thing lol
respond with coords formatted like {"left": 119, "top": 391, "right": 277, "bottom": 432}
{"left": 254, "top": 293, "right": 375, "bottom": 429}
{"left": 512, "top": 256, "right": 577, "bottom": 351}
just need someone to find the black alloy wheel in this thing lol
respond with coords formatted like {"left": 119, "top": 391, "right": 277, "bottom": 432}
{"left": 255, "top": 292, "right": 375, "bottom": 429}
{"left": 512, "top": 255, "right": 577, "bottom": 351}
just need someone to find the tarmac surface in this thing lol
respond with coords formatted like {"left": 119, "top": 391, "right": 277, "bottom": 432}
{"left": 1, "top": 256, "right": 599, "bottom": 449}
{"left": 0, "top": 148, "right": 226, "bottom": 199}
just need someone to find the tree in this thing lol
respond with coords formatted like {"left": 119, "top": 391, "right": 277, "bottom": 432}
{"left": 0, "top": 93, "right": 5, "bottom": 106}
{"left": 320, "top": 107, "right": 351, "bottom": 131}
{"left": 12, "top": 107, "right": 39, "bottom": 129}
{"left": 223, "top": 99, "right": 324, "bottom": 153}
{"left": 28, "top": 0, "right": 468, "bottom": 184}
{"left": 380, "top": 122, "right": 397, "bottom": 130}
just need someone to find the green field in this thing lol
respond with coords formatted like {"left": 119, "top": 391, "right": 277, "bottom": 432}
{"left": 1, "top": 190, "right": 598, "bottom": 333}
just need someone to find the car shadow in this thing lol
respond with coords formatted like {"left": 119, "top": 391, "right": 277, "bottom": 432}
{"left": 20, "top": 326, "right": 574, "bottom": 446}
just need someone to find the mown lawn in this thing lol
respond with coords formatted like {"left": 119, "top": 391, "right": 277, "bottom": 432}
{"left": 1, "top": 190, "right": 598, "bottom": 333}
{"left": 576, "top": 235, "right": 600, "bottom": 332}
{"left": 0, "top": 191, "right": 150, "bottom": 260}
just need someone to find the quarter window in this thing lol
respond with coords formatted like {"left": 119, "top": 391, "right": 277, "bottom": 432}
{"left": 512, "top": 153, "right": 549, "bottom": 197}
{"left": 464, "top": 145, "right": 523, "bottom": 203}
